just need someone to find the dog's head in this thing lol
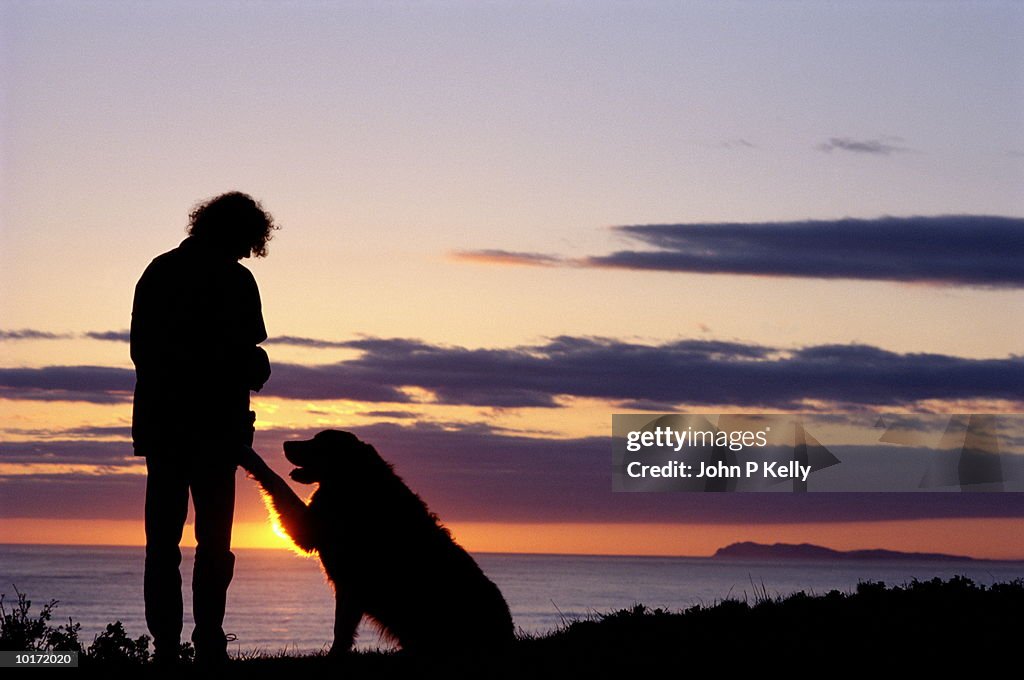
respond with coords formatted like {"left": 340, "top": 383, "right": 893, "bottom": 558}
{"left": 283, "top": 430, "right": 387, "bottom": 484}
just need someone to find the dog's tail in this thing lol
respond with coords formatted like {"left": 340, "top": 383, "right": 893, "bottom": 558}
{"left": 240, "top": 446, "right": 319, "bottom": 553}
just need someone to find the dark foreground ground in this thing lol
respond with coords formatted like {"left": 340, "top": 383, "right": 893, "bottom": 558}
{"left": 4, "top": 577, "right": 1023, "bottom": 675}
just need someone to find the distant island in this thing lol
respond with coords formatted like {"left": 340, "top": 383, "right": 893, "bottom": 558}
{"left": 713, "top": 541, "right": 981, "bottom": 562}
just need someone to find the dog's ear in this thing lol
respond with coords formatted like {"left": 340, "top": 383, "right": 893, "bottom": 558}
{"left": 289, "top": 467, "right": 319, "bottom": 484}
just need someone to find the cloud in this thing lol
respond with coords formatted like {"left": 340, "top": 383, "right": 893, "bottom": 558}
{"left": 0, "top": 330, "right": 127, "bottom": 342}
{"left": 450, "top": 249, "right": 567, "bottom": 267}
{"left": 3, "top": 336, "right": 1020, "bottom": 409}
{"left": 5, "top": 419, "right": 1024, "bottom": 522}
{"left": 360, "top": 410, "right": 419, "bottom": 419}
{"left": 817, "top": 136, "right": 909, "bottom": 155}
{"left": 0, "top": 439, "right": 135, "bottom": 466}
{"left": 264, "top": 361, "right": 415, "bottom": 403}
{"left": 3, "top": 425, "right": 132, "bottom": 440}
{"left": 459, "top": 215, "right": 1024, "bottom": 288}
{"left": 0, "top": 473, "right": 147, "bottom": 520}
{"left": 7, "top": 421, "right": 1024, "bottom": 524}
{"left": 263, "top": 335, "right": 353, "bottom": 349}
{"left": 3, "top": 330, "right": 356, "bottom": 349}
{"left": 315, "top": 336, "right": 1022, "bottom": 409}
{"left": 105, "top": 331, "right": 357, "bottom": 349}
{"left": 0, "top": 366, "right": 135, "bottom": 403}
{"left": 0, "top": 329, "right": 73, "bottom": 340}
{"left": 84, "top": 330, "right": 130, "bottom": 342}
{"left": 0, "top": 359, "right": 411, "bottom": 404}
{"left": 599, "top": 215, "right": 1024, "bottom": 286}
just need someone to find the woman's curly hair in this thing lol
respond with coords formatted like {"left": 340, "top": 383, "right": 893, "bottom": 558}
{"left": 187, "top": 191, "right": 279, "bottom": 258}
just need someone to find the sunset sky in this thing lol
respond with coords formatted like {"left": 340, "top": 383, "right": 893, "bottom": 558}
{"left": 2, "top": 2, "right": 1023, "bottom": 558}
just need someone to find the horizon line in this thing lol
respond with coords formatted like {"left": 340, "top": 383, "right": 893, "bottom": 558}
{"left": 4, "top": 541, "right": 1023, "bottom": 563}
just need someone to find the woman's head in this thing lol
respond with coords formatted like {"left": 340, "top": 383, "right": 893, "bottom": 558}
{"left": 187, "top": 192, "right": 278, "bottom": 259}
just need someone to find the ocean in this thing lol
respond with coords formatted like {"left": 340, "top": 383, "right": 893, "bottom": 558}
{"left": 2, "top": 544, "right": 1022, "bottom": 654}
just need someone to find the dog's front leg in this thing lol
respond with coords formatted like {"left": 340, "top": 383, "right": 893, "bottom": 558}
{"left": 329, "top": 588, "right": 363, "bottom": 656}
{"left": 238, "top": 446, "right": 318, "bottom": 551}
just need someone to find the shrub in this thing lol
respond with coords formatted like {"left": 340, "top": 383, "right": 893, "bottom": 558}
{"left": 0, "top": 587, "right": 152, "bottom": 664}
{"left": 87, "top": 622, "right": 151, "bottom": 666}
{"left": 0, "top": 587, "right": 82, "bottom": 653}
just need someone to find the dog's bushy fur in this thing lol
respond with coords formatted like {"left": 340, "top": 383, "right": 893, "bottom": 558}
{"left": 239, "top": 430, "right": 515, "bottom": 655}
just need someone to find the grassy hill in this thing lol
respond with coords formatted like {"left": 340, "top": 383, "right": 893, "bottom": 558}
{"left": 4, "top": 576, "right": 1022, "bottom": 674}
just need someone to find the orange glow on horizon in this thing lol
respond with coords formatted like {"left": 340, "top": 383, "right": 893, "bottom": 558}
{"left": 2, "top": 517, "right": 1023, "bottom": 561}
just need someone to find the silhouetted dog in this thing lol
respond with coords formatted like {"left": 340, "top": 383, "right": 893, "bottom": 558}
{"left": 238, "top": 430, "right": 515, "bottom": 655}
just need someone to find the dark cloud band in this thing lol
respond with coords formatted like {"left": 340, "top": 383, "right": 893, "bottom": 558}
{"left": 6, "top": 422, "right": 1024, "bottom": 524}
{"left": 458, "top": 215, "right": 1024, "bottom": 287}
{"left": 1, "top": 337, "right": 1020, "bottom": 409}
